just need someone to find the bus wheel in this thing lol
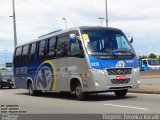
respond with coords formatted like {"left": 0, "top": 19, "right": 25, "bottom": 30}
{"left": 75, "top": 82, "right": 85, "bottom": 100}
{"left": 29, "top": 82, "right": 35, "bottom": 96}
{"left": 114, "top": 89, "right": 128, "bottom": 98}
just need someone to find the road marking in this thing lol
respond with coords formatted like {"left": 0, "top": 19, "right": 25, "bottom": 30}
{"left": 104, "top": 104, "right": 149, "bottom": 111}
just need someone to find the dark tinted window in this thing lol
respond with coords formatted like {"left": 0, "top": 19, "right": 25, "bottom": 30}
{"left": 38, "top": 40, "right": 46, "bottom": 59}
{"left": 56, "top": 36, "right": 69, "bottom": 57}
{"left": 143, "top": 60, "right": 147, "bottom": 65}
{"left": 22, "top": 45, "right": 29, "bottom": 63}
{"left": 29, "top": 43, "right": 37, "bottom": 62}
{"left": 15, "top": 47, "right": 22, "bottom": 64}
{"left": 148, "top": 60, "right": 160, "bottom": 65}
{"left": 48, "top": 37, "right": 56, "bottom": 56}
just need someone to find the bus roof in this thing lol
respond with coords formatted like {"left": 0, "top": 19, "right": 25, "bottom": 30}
{"left": 16, "top": 26, "right": 122, "bottom": 48}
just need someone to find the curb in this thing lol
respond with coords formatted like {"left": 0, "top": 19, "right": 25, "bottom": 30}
{"left": 128, "top": 89, "right": 160, "bottom": 94}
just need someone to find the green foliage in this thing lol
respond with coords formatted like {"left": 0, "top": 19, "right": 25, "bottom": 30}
{"left": 157, "top": 57, "right": 160, "bottom": 62}
{"left": 148, "top": 53, "right": 157, "bottom": 59}
{"left": 138, "top": 55, "right": 147, "bottom": 60}
{"left": 0, "top": 68, "right": 7, "bottom": 70}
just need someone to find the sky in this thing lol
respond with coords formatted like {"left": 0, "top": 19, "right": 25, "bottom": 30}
{"left": 0, "top": 0, "right": 160, "bottom": 66}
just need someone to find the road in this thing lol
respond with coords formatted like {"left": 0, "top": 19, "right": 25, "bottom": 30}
{"left": 0, "top": 88, "right": 160, "bottom": 115}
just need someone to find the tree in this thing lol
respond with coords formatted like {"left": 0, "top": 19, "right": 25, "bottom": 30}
{"left": 0, "top": 68, "right": 7, "bottom": 70}
{"left": 157, "top": 56, "right": 160, "bottom": 62}
{"left": 138, "top": 55, "right": 147, "bottom": 60}
{"left": 148, "top": 53, "right": 157, "bottom": 59}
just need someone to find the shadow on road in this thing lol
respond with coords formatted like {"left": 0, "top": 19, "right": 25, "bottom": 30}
{"left": 15, "top": 91, "right": 137, "bottom": 101}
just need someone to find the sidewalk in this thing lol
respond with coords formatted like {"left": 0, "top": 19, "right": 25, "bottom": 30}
{"left": 129, "top": 70, "right": 160, "bottom": 94}
{"left": 129, "top": 84, "right": 160, "bottom": 94}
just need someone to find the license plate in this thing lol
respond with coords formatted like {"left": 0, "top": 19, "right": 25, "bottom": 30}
{"left": 116, "top": 75, "right": 126, "bottom": 80}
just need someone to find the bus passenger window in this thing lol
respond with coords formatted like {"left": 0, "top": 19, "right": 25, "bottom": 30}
{"left": 48, "top": 37, "right": 56, "bottom": 56}
{"left": 56, "top": 36, "right": 69, "bottom": 57}
{"left": 38, "top": 40, "right": 46, "bottom": 59}
{"left": 29, "top": 43, "right": 36, "bottom": 62}
{"left": 22, "top": 45, "right": 29, "bottom": 64}
{"left": 14, "top": 47, "right": 22, "bottom": 65}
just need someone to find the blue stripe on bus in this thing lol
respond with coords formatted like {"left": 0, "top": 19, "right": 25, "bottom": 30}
{"left": 89, "top": 56, "right": 139, "bottom": 69}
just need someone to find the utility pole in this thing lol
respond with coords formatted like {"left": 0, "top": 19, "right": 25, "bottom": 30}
{"left": 11, "top": 0, "right": 17, "bottom": 48}
{"left": 4, "top": 50, "right": 7, "bottom": 66}
{"left": 105, "top": 0, "right": 108, "bottom": 27}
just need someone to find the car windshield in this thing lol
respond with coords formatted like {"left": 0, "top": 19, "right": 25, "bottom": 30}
{"left": 148, "top": 60, "right": 160, "bottom": 65}
{"left": 81, "top": 29, "right": 135, "bottom": 57}
{"left": 0, "top": 71, "right": 13, "bottom": 79}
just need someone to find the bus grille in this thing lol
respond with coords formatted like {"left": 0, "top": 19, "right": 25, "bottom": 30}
{"left": 107, "top": 68, "right": 132, "bottom": 75}
{"left": 111, "top": 78, "right": 130, "bottom": 84}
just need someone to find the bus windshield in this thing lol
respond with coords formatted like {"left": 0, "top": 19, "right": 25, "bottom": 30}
{"left": 81, "top": 29, "right": 135, "bottom": 57}
{"left": 148, "top": 60, "right": 160, "bottom": 65}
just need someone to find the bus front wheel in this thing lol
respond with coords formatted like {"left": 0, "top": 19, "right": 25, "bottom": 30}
{"left": 75, "top": 83, "right": 86, "bottom": 100}
{"left": 114, "top": 89, "right": 128, "bottom": 98}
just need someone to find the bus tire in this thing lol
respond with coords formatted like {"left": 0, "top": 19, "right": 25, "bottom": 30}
{"left": 28, "top": 82, "right": 36, "bottom": 96}
{"left": 114, "top": 89, "right": 128, "bottom": 98}
{"left": 75, "top": 82, "right": 86, "bottom": 100}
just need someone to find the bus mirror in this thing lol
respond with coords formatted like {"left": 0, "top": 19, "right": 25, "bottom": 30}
{"left": 70, "top": 34, "right": 77, "bottom": 43}
{"left": 128, "top": 34, "right": 133, "bottom": 43}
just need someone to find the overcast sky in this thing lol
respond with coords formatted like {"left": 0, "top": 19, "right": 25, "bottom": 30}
{"left": 0, "top": 0, "right": 160, "bottom": 65}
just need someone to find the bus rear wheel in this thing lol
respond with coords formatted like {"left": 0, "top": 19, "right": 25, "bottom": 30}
{"left": 29, "top": 82, "right": 36, "bottom": 96}
{"left": 114, "top": 89, "right": 128, "bottom": 98}
{"left": 75, "top": 83, "right": 86, "bottom": 100}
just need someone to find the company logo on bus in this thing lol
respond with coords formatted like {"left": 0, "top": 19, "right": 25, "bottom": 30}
{"left": 34, "top": 61, "right": 56, "bottom": 91}
{"left": 116, "top": 61, "right": 125, "bottom": 68}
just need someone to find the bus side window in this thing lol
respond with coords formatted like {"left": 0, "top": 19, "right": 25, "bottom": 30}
{"left": 70, "top": 37, "right": 84, "bottom": 57}
{"left": 14, "top": 47, "right": 22, "bottom": 65}
{"left": 29, "top": 43, "right": 37, "bottom": 62}
{"left": 56, "top": 36, "right": 69, "bottom": 57}
{"left": 48, "top": 37, "right": 56, "bottom": 58}
{"left": 22, "top": 45, "right": 29, "bottom": 64}
{"left": 38, "top": 40, "right": 46, "bottom": 60}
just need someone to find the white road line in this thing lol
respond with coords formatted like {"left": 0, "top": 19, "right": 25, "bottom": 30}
{"left": 104, "top": 104, "right": 149, "bottom": 111}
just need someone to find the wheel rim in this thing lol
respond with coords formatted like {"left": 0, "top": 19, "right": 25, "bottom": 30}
{"left": 76, "top": 86, "right": 83, "bottom": 97}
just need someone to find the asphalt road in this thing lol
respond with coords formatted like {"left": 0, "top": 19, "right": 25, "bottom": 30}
{"left": 0, "top": 88, "right": 160, "bottom": 115}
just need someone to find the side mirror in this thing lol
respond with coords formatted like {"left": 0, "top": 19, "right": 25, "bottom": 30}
{"left": 127, "top": 34, "right": 133, "bottom": 43}
{"left": 70, "top": 34, "right": 77, "bottom": 43}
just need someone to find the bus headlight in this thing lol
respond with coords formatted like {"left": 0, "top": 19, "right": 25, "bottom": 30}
{"left": 137, "top": 80, "right": 140, "bottom": 84}
{"left": 95, "top": 80, "right": 99, "bottom": 86}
